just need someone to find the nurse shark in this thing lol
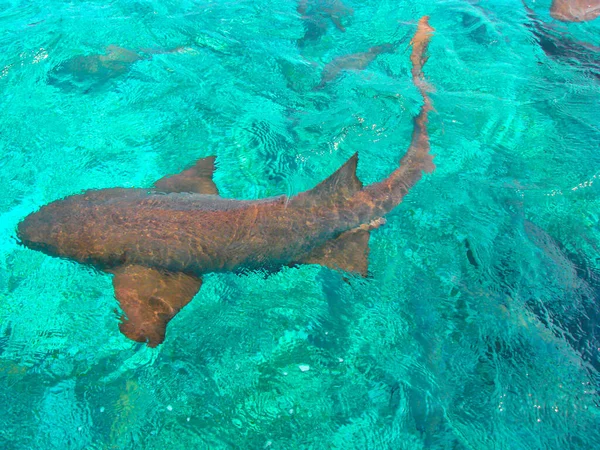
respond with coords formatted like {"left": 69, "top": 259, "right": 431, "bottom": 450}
{"left": 297, "top": 0, "right": 354, "bottom": 45}
{"left": 315, "top": 43, "right": 396, "bottom": 89}
{"left": 49, "top": 45, "right": 185, "bottom": 89}
{"left": 17, "top": 17, "right": 436, "bottom": 347}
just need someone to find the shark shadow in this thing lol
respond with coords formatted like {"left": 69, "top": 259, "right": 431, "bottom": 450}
{"left": 18, "top": 17, "right": 436, "bottom": 347}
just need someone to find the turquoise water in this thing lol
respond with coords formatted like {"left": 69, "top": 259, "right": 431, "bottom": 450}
{"left": 1, "top": 0, "right": 600, "bottom": 448}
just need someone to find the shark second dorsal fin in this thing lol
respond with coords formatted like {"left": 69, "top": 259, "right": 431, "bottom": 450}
{"left": 154, "top": 156, "right": 219, "bottom": 195}
{"left": 109, "top": 265, "right": 202, "bottom": 347}
{"left": 300, "top": 153, "right": 363, "bottom": 206}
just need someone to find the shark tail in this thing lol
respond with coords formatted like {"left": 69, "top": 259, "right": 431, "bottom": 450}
{"left": 404, "top": 16, "right": 435, "bottom": 174}
{"left": 347, "top": 16, "right": 435, "bottom": 221}
{"left": 291, "top": 16, "right": 435, "bottom": 277}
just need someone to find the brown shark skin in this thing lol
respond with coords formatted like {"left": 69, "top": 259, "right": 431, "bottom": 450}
{"left": 18, "top": 17, "right": 435, "bottom": 347}
{"left": 315, "top": 43, "right": 396, "bottom": 89}
{"left": 550, "top": 0, "right": 600, "bottom": 22}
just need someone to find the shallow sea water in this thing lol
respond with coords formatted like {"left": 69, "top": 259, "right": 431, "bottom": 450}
{"left": 1, "top": 0, "right": 600, "bottom": 448}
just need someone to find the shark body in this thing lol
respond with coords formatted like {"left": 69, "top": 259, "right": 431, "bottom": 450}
{"left": 49, "top": 45, "right": 185, "bottom": 90}
{"left": 18, "top": 18, "right": 435, "bottom": 347}
{"left": 550, "top": 0, "right": 600, "bottom": 22}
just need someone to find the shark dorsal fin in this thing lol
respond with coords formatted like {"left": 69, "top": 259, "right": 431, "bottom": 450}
{"left": 304, "top": 153, "right": 362, "bottom": 205}
{"left": 154, "top": 156, "right": 219, "bottom": 195}
{"left": 109, "top": 265, "right": 202, "bottom": 347}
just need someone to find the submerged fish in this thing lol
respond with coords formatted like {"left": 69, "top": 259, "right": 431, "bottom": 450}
{"left": 315, "top": 43, "right": 396, "bottom": 89}
{"left": 18, "top": 18, "right": 435, "bottom": 347}
{"left": 549, "top": 0, "right": 600, "bottom": 22}
{"left": 49, "top": 45, "right": 184, "bottom": 88}
{"left": 297, "top": 0, "right": 354, "bottom": 45}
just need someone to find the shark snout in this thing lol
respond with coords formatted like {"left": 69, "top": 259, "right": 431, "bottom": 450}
{"left": 17, "top": 210, "right": 55, "bottom": 252}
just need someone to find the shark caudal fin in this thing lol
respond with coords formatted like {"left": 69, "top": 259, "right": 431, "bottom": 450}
{"left": 343, "top": 16, "right": 434, "bottom": 222}
{"left": 296, "top": 16, "right": 435, "bottom": 276}
{"left": 154, "top": 155, "right": 219, "bottom": 195}
{"left": 293, "top": 17, "right": 435, "bottom": 276}
{"left": 404, "top": 16, "right": 435, "bottom": 174}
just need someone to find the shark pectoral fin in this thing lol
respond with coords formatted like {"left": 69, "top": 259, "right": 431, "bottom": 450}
{"left": 109, "top": 265, "right": 202, "bottom": 347}
{"left": 300, "top": 226, "right": 375, "bottom": 277}
{"left": 154, "top": 155, "right": 219, "bottom": 195}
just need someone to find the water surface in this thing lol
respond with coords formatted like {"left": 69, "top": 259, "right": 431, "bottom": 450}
{"left": 1, "top": 0, "right": 599, "bottom": 448}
